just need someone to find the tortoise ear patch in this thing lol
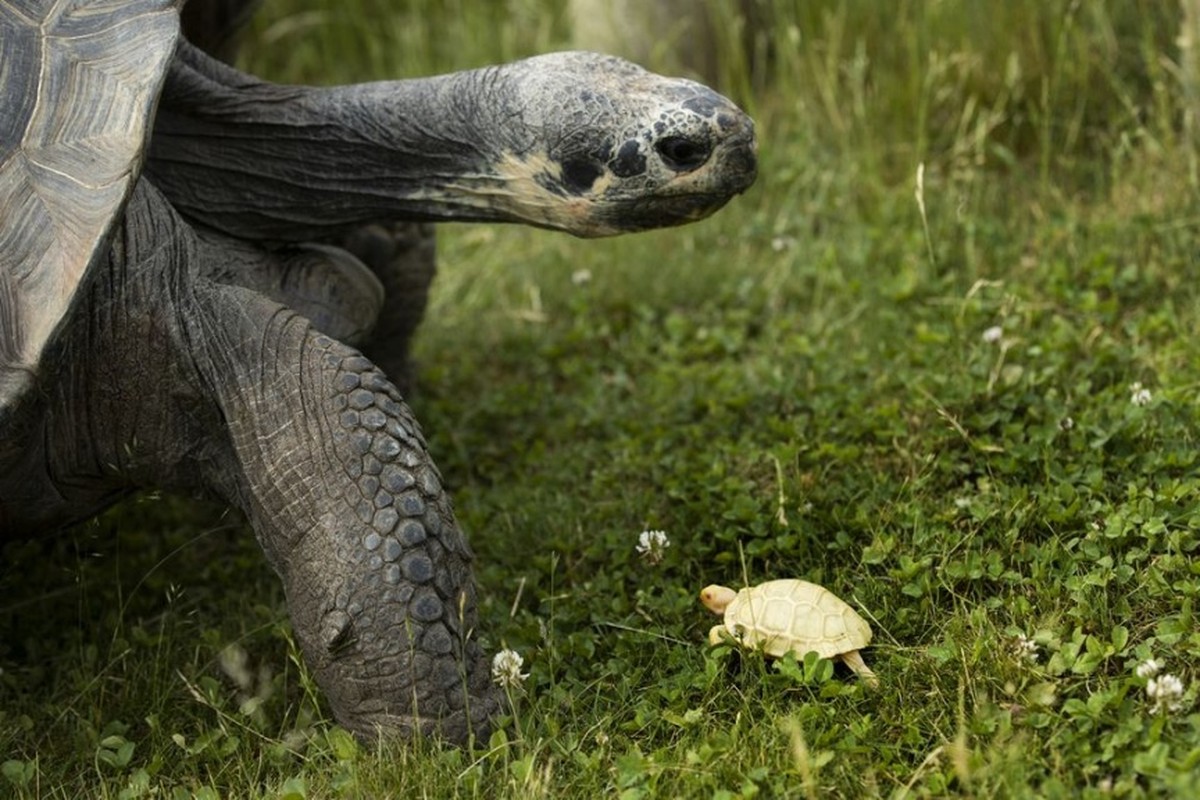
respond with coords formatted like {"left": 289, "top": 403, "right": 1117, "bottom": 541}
{"left": 561, "top": 158, "right": 605, "bottom": 194}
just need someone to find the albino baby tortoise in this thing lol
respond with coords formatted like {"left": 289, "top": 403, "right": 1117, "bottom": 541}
{"left": 700, "top": 579, "right": 879, "bottom": 687}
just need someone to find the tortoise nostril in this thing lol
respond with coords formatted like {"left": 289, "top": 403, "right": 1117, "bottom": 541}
{"left": 655, "top": 135, "right": 711, "bottom": 172}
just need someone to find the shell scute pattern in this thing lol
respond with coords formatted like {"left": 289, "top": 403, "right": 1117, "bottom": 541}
{"left": 0, "top": 0, "right": 181, "bottom": 408}
{"left": 724, "top": 580, "right": 872, "bottom": 660}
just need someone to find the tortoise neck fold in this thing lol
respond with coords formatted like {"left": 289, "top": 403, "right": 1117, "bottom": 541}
{"left": 147, "top": 41, "right": 514, "bottom": 241}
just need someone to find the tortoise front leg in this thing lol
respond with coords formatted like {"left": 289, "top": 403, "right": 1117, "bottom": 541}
{"left": 40, "top": 181, "right": 500, "bottom": 742}
{"left": 839, "top": 650, "right": 879, "bottom": 689}
{"left": 183, "top": 275, "right": 500, "bottom": 740}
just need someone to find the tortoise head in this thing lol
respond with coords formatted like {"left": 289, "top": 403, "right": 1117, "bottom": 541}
{"left": 147, "top": 46, "right": 754, "bottom": 242}
{"left": 475, "top": 51, "right": 757, "bottom": 237}
{"left": 700, "top": 584, "right": 738, "bottom": 614}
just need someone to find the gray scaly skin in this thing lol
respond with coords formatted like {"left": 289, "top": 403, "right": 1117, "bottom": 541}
{"left": 4, "top": 178, "right": 494, "bottom": 738}
{"left": 148, "top": 41, "right": 757, "bottom": 240}
{"left": 1, "top": 5, "right": 756, "bottom": 743}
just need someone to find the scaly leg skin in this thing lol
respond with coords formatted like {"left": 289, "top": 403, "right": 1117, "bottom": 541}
{"left": 194, "top": 285, "right": 498, "bottom": 739}
{"left": 32, "top": 181, "right": 501, "bottom": 743}
{"left": 187, "top": 256, "right": 498, "bottom": 741}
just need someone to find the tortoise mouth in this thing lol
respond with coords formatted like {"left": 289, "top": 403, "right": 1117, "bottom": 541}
{"left": 623, "top": 193, "right": 739, "bottom": 230}
{"left": 596, "top": 155, "right": 758, "bottom": 234}
{"left": 719, "top": 136, "right": 760, "bottom": 192}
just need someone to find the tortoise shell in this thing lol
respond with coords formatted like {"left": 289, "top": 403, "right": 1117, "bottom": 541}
{"left": 721, "top": 579, "right": 872, "bottom": 659}
{"left": 0, "top": 0, "right": 181, "bottom": 409}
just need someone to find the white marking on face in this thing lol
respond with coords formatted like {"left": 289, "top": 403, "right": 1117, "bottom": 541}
{"left": 445, "top": 150, "right": 622, "bottom": 236}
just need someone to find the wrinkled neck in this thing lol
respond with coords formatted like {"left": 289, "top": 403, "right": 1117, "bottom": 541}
{"left": 148, "top": 43, "right": 521, "bottom": 240}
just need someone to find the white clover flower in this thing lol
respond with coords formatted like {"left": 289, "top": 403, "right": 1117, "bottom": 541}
{"left": 770, "top": 235, "right": 796, "bottom": 252}
{"left": 571, "top": 268, "right": 593, "bottom": 286}
{"left": 982, "top": 325, "right": 1004, "bottom": 344}
{"left": 1059, "top": 416, "right": 1075, "bottom": 431}
{"left": 1129, "top": 382, "right": 1152, "bottom": 406}
{"left": 1146, "top": 672, "right": 1186, "bottom": 714}
{"left": 1013, "top": 633, "right": 1039, "bottom": 664}
{"left": 636, "top": 529, "right": 670, "bottom": 565}
{"left": 1136, "top": 658, "right": 1161, "bottom": 679}
{"left": 491, "top": 649, "right": 529, "bottom": 689}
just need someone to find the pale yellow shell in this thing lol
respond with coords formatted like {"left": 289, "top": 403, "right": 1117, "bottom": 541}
{"left": 721, "top": 579, "right": 872, "bottom": 659}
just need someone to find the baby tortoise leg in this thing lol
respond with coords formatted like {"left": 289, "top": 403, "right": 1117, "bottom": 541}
{"left": 839, "top": 650, "right": 880, "bottom": 688}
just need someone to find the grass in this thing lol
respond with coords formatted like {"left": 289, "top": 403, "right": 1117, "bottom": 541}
{"left": 3, "top": 0, "right": 1200, "bottom": 796}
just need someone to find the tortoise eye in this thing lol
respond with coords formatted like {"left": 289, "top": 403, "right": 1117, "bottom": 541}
{"left": 655, "top": 135, "right": 711, "bottom": 172}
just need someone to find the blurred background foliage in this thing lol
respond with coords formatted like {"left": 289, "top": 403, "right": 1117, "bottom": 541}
{"left": 245, "top": 0, "right": 1192, "bottom": 190}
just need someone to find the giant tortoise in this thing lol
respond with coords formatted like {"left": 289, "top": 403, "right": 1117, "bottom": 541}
{"left": 0, "top": 0, "right": 757, "bottom": 742}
